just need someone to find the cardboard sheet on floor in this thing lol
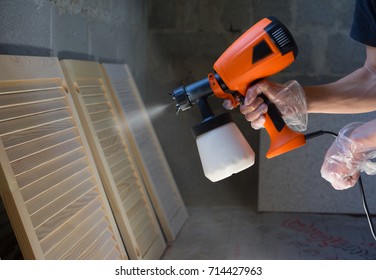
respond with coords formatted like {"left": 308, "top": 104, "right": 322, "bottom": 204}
{"left": 162, "top": 208, "right": 376, "bottom": 260}
{"left": 101, "top": 63, "right": 188, "bottom": 242}
{"left": 0, "top": 55, "right": 127, "bottom": 260}
{"left": 60, "top": 60, "right": 166, "bottom": 259}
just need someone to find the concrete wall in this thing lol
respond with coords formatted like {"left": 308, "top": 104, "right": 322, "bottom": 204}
{"left": 0, "top": 0, "right": 148, "bottom": 90}
{"left": 0, "top": 0, "right": 148, "bottom": 259}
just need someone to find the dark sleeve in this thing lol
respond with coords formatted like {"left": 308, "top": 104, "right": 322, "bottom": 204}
{"left": 350, "top": 0, "right": 376, "bottom": 46}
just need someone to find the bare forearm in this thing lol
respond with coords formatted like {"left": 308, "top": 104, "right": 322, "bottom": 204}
{"left": 304, "top": 66, "right": 376, "bottom": 113}
{"left": 305, "top": 45, "right": 376, "bottom": 114}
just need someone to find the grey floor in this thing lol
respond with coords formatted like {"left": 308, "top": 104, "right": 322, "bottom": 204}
{"left": 162, "top": 207, "right": 376, "bottom": 260}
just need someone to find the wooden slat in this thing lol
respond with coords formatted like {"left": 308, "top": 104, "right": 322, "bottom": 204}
{"left": 97, "top": 126, "right": 119, "bottom": 142}
{"left": 104, "top": 249, "right": 122, "bottom": 260}
{"left": 6, "top": 128, "right": 78, "bottom": 163}
{"left": 35, "top": 189, "right": 98, "bottom": 241}
{"left": 39, "top": 198, "right": 102, "bottom": 254}
{"left": 1, "top": 119, "right": 75, "bottom": 149}
{"left": 99, "top": 135, "right": 123, "bottom": 150}
{"left": 11, "top": 138, "right": 83, "bottom": 176}
{"left": 41, "top": 200, "right": 101, "bottom": 255}
{"left": 0, "top": 55, "right": 127, "bottom": 260}
{"left": 0, "top": 98, "right": 67, "bottom": 122}
{"left": 32, "top": 181, "right": 94, "bottom": 231}
{"left": 82, "top": 95, "right": 108, "bottom": 106}
{"left": 92, "top": 117, "right": 117, "bottom": 132}
{"left": 85, "top": 230, "right": 118, "bottom": 260}
{"left": 0, "top": 89, "right": 64, "bottom": 109}
{"left": 60, "top": 217, "right": 108, "bottom": 259}
{"left": 61, "top": 59, "right": 166, "bottom": 260}
{"left": 0, "top": 109, "right": 71, "bottom": 136}
{"left": 107, "top": 151, "right": 129, "bottom": 168}
{"left": 16, "top": 149, "right": 86, "bottom": 190}
{"left": 89, "top": 111, "right": 113, "bottom": 123}
{"left": 0, "top": 79, "right": 62, "bottom": 95}
{"left": 24, "top": 161, "right": 91, "bottom": 212}
{"left": 101, "top": 63, "right": 188, "bottom": 242}
{"left": 79, "top": 87, "right": 104, "bottom": 96}
{"left": 102, "top": 141, "right": 126, "bottom": 158}
{"left": 87, "top": 103, "right": 112, "bottom": 114}
{"left": 44, "top": 208, "right": 105, "bottom": 259}
{"left": 109, "top": 159, "right": 129, "bottom": 175}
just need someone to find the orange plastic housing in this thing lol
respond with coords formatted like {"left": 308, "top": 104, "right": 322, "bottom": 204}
{"left": 213, "top": 17, "right": 295, "bottom": 96}
{"left": 264, "top": 114, "right": 306, "bottom": 158}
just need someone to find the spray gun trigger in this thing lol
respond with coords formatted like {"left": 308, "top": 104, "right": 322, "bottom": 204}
{"left": 235, "top": 94, "right": 244, "bottom": 105}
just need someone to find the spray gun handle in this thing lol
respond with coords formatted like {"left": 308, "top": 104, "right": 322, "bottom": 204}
{"left": 259, "top": 94, "right": 306, "bottom": 158}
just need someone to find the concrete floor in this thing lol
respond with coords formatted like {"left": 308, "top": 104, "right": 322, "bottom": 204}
{"left": 162, "top": 207, "right": 376, "bottom": 260}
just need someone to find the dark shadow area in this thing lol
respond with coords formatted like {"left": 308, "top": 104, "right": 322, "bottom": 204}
{"left": 0, "top": 44, "right": 51, "bottom": 57}
{"left": 98, "top": 57, "right": 125, "bottom": 64}
{"left": 0, "top": 200, "right": 22, "bottom": 260}
{"left": 57, "top": 51, "right": 95, "bottom": 61}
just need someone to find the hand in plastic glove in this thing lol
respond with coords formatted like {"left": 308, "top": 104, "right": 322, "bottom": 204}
{"left": 223, "top": 80, "right": 308, "bottom": 131}
{"left": 321, "top": 121, "right": 376, "bottom": 190}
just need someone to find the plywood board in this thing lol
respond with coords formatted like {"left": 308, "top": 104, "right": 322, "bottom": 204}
{"left": 0, "top": 55, "right": 127, "bottom": 260}
{"left": 101, "top": 64, "right": 188, "bottom": 242}
{"left": 60, "top": 60, "right": 166, "bottom": 259}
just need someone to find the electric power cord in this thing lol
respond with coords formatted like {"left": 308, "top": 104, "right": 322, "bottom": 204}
{"left": 304, "top": 130, "right": 376, "bottom": 241}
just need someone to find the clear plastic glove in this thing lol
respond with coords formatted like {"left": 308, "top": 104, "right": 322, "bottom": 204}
{"left": 223, "top": 80, "right": 308, "bottom": 131}
{"left": 321, "top": 122, "right": 376, "bottom": 190}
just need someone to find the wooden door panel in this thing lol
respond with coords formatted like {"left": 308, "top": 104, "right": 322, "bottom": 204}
{"left": 61, "top": 60, "right": 166, "bottom": 259}
{"left": 0, "top": 55, "right": 127, "bottom": 260}
{"left": 102, "top": 64, "right": 188, "bottom": 242}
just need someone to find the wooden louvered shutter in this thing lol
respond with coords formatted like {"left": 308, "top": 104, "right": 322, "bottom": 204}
{"left": 101, "top": 64, "right": 188, "bottom": 242}
{"left": 60, "top": 60, "right": 166, "bottom": 260}
{"left": 0, "top": 55, "right": 127, "bottom": 260}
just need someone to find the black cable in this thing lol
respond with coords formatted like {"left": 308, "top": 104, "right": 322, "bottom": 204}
{"left": 305, "top": 130, "right": 338, "bottom": 139}
{"left": 358, "top": 175, "right": 376, "bottom": 240}
{"left": 305, "top": 130, "right": 376, "bottom": 241}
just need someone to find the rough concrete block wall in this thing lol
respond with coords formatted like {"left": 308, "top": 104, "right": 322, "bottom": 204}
{"left": 0, "top": 0, "right": 148, "bottom": 259}
{"left": 146, "top": 0, "right": 375, "bottom": 212}
{"left": 0, "top": 0, "right": 148, "bottom": 90}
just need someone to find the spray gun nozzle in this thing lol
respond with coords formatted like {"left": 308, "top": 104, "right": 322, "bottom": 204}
{"left": 175, "top": 105, "right": 181, "bottom": 115}
{"left": 171, "top": 85, "right": 193, "bottom": 112}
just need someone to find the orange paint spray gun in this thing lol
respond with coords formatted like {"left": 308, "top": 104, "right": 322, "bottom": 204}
{"left": 171, "top": 17, "right": 306, "bottom": 181}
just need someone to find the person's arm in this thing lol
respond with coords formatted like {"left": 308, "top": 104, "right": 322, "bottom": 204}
{"left": 305, "top": 45, "right": 376, "bottom": 114}
{"left": 237, "top": 45, "right": 376, "bottom": 130}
